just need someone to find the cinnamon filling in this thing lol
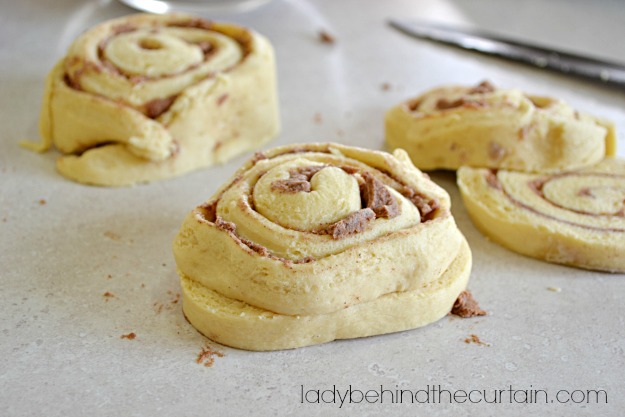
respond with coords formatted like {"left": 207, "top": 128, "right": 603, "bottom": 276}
{"left": 145, "top": 95, "right": 178, "bottom": 119}
{"left": 451, "top": 290, "right": 487, "bottom": 318}
{"left": 485, "top": 170, "right": 502, "bottom": 191}
{"left": 327, "top": 208, "right": 376, "bottom": 239}
{"left": 361, "top": 172, "right": 400, "bottom": 218}
{"left": 401, "top": 186, "right": 438, "bottom": 220}
{"left": 63, "top": 16, "right": 251, "bottom": 121}
{"left": 434, "top": 81, "right": 494, "bottom": 111}
{"left": 436, "top": 97, "right": 485, "bottom": 110}
{"left": 271, "top": 166, "right": 326, "bottom": 193}
{"left": 201, "top": 147, "right": 445, "bottom": 260}
{"left": 435, "top": 97, "right": 466, "bottom": 110}
{"left": 484, "top": 171, "right": 625, "bottom": 231}
{"left": 468, "top": 80, "right": 495, "bottom": 94}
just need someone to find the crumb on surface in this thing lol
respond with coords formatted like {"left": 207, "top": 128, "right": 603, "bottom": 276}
{"left": 154, "top": 291, "right": 181, "bottom": 313}
{"left": 318, "top": 30, "right": 335, "bottom": 44}
{"left": 104, "top": 231, "right": 121, "bottom": 241}
{"left": 314, "top": 112, "right": 322, "bottom": 124}
{"left": 121, "top": 332, "right": 136, "bottom": 340}
{"left": 464, "top": 334, "right": 490, "bottom": 346}
{"left": 196, "top": 345, "right": 224, "bottom": 367}
{"left": 451, "top": 290, "right": 487, "bottom": 318}
{"left": 381, "top": 82, "right": 391, "bottom": 91}
{"left": 103, "top": 292, "right": 115, "bottom": 301}
{"left": 547, "top": 286, "right": 562, "bottom": 292}
{"left": 38, "top": 199, "right": 46, "bottom": 205}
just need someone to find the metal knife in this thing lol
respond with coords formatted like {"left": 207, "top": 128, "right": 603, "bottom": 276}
{"left": 389, "top": 19, "right": 625, "bottom": 88}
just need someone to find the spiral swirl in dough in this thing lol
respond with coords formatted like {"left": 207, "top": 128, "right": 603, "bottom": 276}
{"left": 28, "top": 13, "right": 279, "bottom": 186}
{"left": 385, "top": 81, "right": 616, "bottom": 172}
{"left": 173, "top": 143, "right": 472, "bottom": 350}
{"left": 458, "top": 158, "right": 625, "bottom": 272}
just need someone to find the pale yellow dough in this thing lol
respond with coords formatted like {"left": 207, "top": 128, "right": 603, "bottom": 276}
{"left": 181, "top": 238, "right": 471, "bottom": 351}
{"left": 26, "top": 13, "right": 279, "bottom": 186}
{"left": 458, "top": 158, "right": 625, "bottom": 273}
{"left": 385, "top": 82, "right": 616, "bottom": 172}
{"left": 173, "top": 143, "right": 472, "bottom": 350}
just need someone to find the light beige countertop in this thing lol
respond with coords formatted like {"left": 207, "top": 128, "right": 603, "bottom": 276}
{"left": 1, "top": 0, "right": 624, "bottom": 415}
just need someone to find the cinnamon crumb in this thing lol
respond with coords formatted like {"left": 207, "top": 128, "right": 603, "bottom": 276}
{"left": 577, "top": 188, "right": 594, "bottom": 198}
{"left": 38, "top": 199, "right": 46, "bottom": 205}
{"left": 154, "top": 301, "right": 164, "bottom": 314}
{"left": 314, "top": 112, "right": 322, "bottom": 124}
{"left": 103, "top": 292, "right": 115, "bottom": 301}
{"left": 196, "top": 345, "right": 225, "bottom": 367}
{"left": 153, "top": 291, "right": 181, "bottom": 313}
{"left": 464, "top": 334, "right": 490, "bottom": 346}
{"left": 318, "top": 30, "right": 335, "bottom": 44}
{"left": 104, "top": 231, "right": 121, "bottom": 241}
{"left": 106, "top": 274, "right": 112, "bottom": 279}
{"left": 217, "top": 94, "right": 229, "bottom": 106}
{"left": 381, "top": 82, "right": 391, "bottom": 91}
{"left": 451, "top": 290, "right": 487, "bottom": 318}
{"left": 121, "top": 332, "right": 136, "bottom": 340}
{"left": 468, "top": 80, "right": 495, "bottom": 94}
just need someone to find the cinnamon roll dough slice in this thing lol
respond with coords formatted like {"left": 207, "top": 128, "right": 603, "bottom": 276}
{"left": 173, "top": 143, "right": 473, "bottom": 349}
{"left": 180, "top": 237, "right": 471, "bottom": 351}
{"left": 174, "top": 143, "right": 467, "bottom": 316}
{"left": 25, "top": 13, "right": 279, "bottom": 186}
{"left": 458, "top": 158, "right": 625, "bottom": 272}
{"left": 385, "top": 81, "right": 616, "bottom": 172}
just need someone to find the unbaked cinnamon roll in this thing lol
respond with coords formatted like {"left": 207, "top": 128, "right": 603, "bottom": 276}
{"left": 458, "top": 158, "right": 625, "bottom": 273}
{"left": 173, "top": 143, "right": 472, "bottom": 350}
{"left": 26, "top": 13, "right": 279, "bottom": 186}
{"left": 385, "top": 81, "right": 616, "bottom": 172}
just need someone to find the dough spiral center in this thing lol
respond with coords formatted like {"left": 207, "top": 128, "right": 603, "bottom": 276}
{"left": 541, "top": 175, "right": 625, "bottom": 216}
{"left": 254, "top": 160, "right": 362, "bottom": 231}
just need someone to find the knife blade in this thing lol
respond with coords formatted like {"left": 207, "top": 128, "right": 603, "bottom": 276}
{"left": 389, "top": 19, "right": 625, "bottom": 88}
